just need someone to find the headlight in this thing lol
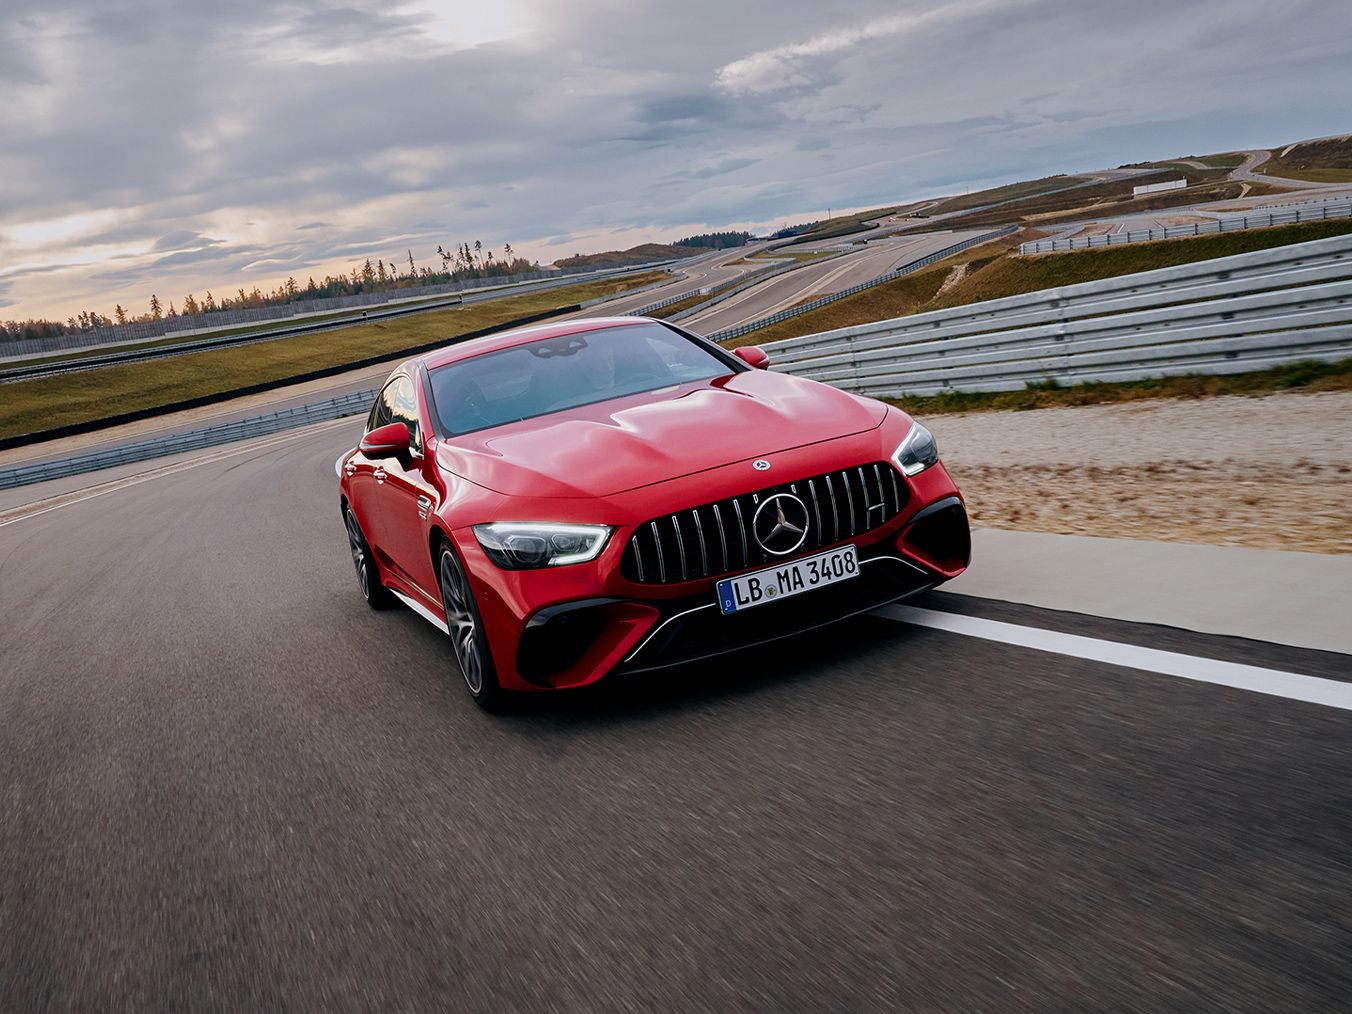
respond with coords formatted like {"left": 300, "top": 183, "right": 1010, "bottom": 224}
{"left": 473, "top": 522, "right": 612, "bottom": 569}
{"left": 892, "top": 421, "right": 939, "bottom": 477}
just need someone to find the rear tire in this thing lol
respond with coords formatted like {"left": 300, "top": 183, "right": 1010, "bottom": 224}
{"left": 344, "top": 505, "right": 394, "bottom": 610}
{"left": 437, "top": 539, "right": 506, "bottom": 711}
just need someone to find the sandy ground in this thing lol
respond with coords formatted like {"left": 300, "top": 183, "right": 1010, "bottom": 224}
{"left": 927, "top": 390, "right": 1352, "bottom": 554}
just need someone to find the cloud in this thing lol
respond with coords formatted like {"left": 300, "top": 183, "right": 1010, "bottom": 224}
{"left": 713, "top": 5, "right": 979, "bottom": 96}
{"left": 1, "top": 0, "right": 1350, "bottom": 321}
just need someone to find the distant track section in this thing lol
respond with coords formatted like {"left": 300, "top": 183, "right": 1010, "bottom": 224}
{"left": 0, "top": 263, "right": 676, "bottom": 385}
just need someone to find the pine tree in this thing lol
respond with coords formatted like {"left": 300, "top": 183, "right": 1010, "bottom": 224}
{"left": 149, "top": 294, "right": 162, "bottom": 320}
{"left": 114, "top": 305, "right": 128, "bottom": 325}
{"left": 183, "top": 293, "right": 200, "bottom": 315}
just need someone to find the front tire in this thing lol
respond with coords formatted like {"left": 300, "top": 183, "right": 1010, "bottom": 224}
{"left": 437, "top": 539, "right": 505, "bottom": 710}
{"left": 344, "top": 505, "right": 393, "bottom": 610}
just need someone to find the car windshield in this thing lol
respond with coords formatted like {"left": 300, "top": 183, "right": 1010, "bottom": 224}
{"left": 428, "top": 322, "right": 736, "bottom": 435}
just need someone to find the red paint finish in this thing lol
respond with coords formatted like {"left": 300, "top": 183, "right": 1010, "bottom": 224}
{"left": 339, "top": 317, "right": 969, "bottom": 694}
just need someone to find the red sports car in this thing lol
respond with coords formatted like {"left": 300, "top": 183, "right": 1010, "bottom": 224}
{"left": 338, "top": 316, "right": 969, "bottom": 708}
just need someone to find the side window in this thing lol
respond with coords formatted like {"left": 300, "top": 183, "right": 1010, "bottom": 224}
{"left": 368, "top": 381, "right": 396, "bottom": 432}
{"left": 390, "top": 376, "right": 421, "bottom": 452}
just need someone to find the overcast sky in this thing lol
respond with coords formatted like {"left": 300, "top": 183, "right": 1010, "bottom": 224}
{"left": 2, "top": 0, "right": 1349, "bottom": 321}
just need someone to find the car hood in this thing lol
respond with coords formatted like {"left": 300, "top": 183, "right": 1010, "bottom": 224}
{"left": 435, "top": 368, "right": 887, "bottom": 499}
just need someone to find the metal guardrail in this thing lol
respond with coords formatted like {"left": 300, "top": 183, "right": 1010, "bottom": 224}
{"left": 0, "top": 391, "right": 378, "bottom": 491}
{"left": 1019, "top": 201, "right": 1352, "bottom": 254}
{"left": 707, "top": 226, "right": 1018, "bottom": 342}
{"left": 627, "top": 288, "right": 711, "bottom": 316}
{"left": 763, "top": 233, "right": 1352, "bottom": 397}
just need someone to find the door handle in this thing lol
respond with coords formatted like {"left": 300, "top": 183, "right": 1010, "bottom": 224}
{"left": 374, "top": 466, "right": 387, "bottom": 483}
{"left": 417, "top": 495, "right": 433, "bottom": 520}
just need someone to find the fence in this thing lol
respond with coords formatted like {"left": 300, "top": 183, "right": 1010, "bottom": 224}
{"left": 0, "top": 391, "right": 379, "bottom": 491}
{"left": 707, "top": 226, "right": 1018, "bottom": 343}
{"left": 762, "top": 232, "right": 1352, "bottom": 398}
{"left": 1019, "top": 200, "right": 1352, "bottom": 255}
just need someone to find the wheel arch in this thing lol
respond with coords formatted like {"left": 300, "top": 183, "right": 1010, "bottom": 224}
{"left": 428, "top": 522, "right": 451, "bottom": 586}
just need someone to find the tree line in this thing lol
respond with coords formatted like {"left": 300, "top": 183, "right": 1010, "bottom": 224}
{"left": 1, "top": 241, "right": 538, "bottom": 343}
{"left": 673, "top": 231, "right": 753, "bottom": 249}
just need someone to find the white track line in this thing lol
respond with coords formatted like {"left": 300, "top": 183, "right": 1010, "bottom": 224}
{"left": 879, "top": 605, "right": 1352, "bottom": 713}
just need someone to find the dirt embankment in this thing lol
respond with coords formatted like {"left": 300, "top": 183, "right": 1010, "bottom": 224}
{"left": 927, "top": 390, "right": 1352, "bottom": 554}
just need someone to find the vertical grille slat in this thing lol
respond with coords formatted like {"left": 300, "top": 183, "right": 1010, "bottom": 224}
{"left": 621, "top": 461, "right": 909, "bottom": 583}
{"left": 691, "top": 508, "right": 709, "bottom": 578}
{"left": 711, "top": 503, "right": 730, "bottom": 573}
{"left": 732, "top": 499, "right": 750, "bottom": 569}
{"left": 824, "top": 474, "right": 840, "bottom": 542}
{"left": 670, "top": 515, "right": 689, "bottom": 581}
{"left": 650, "top": 520, "right": 667, "bottom": 583}
{"left": 841, "top": 469, "right": 858, "bottom": 536}
{"left": 630, "top": 535, "right": 646, "bottom": 582}
{"left": 807, "top": 479, "right": 825, "bottom": 548}
{"left": 858, "top": 467, "right": 874, "bottom": 532}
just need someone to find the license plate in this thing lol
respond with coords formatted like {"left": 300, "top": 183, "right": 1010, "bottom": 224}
{"left": 716, "top": 545, "right": 858, "bottom": 615}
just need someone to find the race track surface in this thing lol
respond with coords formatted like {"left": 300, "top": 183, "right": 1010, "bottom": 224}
{"left": 3, "top": 420, "right": 1351, "bottom": 1011}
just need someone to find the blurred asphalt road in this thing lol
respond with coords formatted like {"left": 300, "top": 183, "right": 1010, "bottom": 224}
{"left": 2, "top": 419, "right": 1351, "bottom": 1011}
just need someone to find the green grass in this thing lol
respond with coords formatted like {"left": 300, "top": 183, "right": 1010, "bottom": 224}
{"left": 927, "top": 169, "right": 1249, "bottom": 230}
{"left": 1197, "top": 152, "right": 1246, "bottom": 169}
{"left": 4, "top": 289, "right": 474, "bottom": 370}
{"left": 738, "top": 249, "right": 836, "bottom": 263}
{"left": 1256, "top": 138, "right": 1352, "bottom": 183}
{"left": 1258, "top": 166, "right": 1352, "bottom": 183}
{"left": 886, "top": 358, "right": 1352, "bottom": 416}
{"left": 647, "top": 292, "right": 714, "bottom": 319}
{"left": 730, "top": 217, "right": 1352, "bottom": 348}
{"left": 788, "top": 206, "right": 910, "bottom": 244}
{"left": 0, "top": 272, "right": 666, "bottom": 442}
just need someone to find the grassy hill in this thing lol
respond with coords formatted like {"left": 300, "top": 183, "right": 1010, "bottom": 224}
{"left": 1257, "top": 137, "right": 1352, "bottom": 183}
{"left": 553, "top": 243, "right": 705, "bottom": 269}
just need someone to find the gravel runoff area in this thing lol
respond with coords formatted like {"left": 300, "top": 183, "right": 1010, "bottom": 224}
{"left": 928, "top": 390, "right": 1352, "bottom": 555}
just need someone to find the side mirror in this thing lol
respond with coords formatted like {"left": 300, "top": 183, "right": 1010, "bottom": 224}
{"left": 360, "top": 421, "right": 411, "bottom": 458}
{"left": 734, "top": 346, "right": 770, "bottom": 370}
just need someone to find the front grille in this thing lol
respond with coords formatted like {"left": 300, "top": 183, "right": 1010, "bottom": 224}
{"left": 621, "top": 462, "right": 909, "bottom": 584}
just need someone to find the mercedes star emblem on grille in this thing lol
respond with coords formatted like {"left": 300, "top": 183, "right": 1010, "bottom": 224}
{"left": 752, "top": 493, "right": 810, "bottom": 556}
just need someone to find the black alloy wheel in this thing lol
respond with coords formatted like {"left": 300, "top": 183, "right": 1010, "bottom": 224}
{"left": 345, "top": 506, "right": 393, "bottom": 609}
{"left": 438, "top": 539, "right": 504, "bottom": 710}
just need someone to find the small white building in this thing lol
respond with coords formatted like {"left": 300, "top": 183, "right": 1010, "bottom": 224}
{"left": 1133, "top": 179, "right": 1188, "bottom": 197}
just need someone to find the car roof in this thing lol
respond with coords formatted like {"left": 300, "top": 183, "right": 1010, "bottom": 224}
{"left": 416, "top": 316, "right": 655, "bottom": 372}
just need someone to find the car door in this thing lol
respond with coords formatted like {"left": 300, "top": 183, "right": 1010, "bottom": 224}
{"left": 372, "top": 373, "right": 441, "bottom": 601}
{"left": 346, "top": 380, "right": 397, "bottom": 562}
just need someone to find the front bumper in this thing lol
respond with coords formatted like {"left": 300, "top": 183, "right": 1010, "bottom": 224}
{"left": 453, "top": 456, "right": 971, "bottom": 693}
